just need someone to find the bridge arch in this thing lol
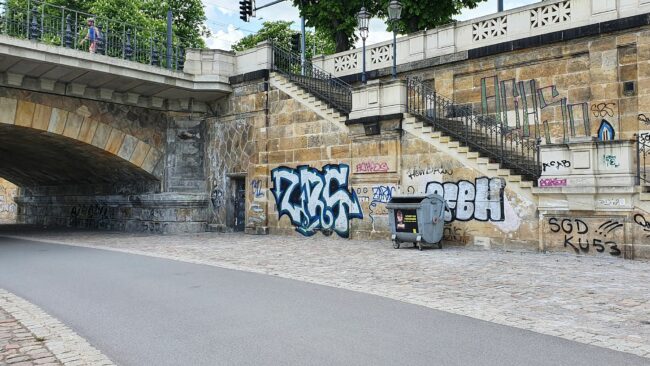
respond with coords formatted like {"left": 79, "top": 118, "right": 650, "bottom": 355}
{"left": 0, "top": 96, "right": 163, "bottom": 187}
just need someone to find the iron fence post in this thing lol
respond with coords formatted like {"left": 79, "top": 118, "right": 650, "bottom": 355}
{"left": 151, "top": 37, "right": 159, "bottom": 66}
{"left": 61, "top": 9, "right": 65, "bottom": 46}
{"left": 96, "top": 25, "right": 104, "bottom": 54}
{"left": 25, "top": 0, "right": 30, "bottom": 39}
{"left": 124, "top": 29, "right": 132, "bottom": 60}
{"left": 64, "top": 14, "right": 72, "bottom": 47}
{"left": 28, "top": 5, "right": 39, "bottom": 40}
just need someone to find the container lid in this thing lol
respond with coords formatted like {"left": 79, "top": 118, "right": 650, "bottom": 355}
{"left": 389, "top": 195, "right": 427, "bottom": 204}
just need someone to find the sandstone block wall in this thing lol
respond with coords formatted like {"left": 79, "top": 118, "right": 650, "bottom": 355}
{"left": 0, "top": 179, "right": 17, "bottom": 223}
{"left": 210, "top": 77, "right": 537, "bottom": 250}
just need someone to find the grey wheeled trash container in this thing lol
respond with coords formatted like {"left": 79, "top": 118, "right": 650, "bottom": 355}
{"left": 386, "top": 194, "right": 446, "bottom": 251}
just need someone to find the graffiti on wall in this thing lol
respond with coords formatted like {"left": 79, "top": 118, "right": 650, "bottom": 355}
{"left": 270, "top": 164, "right": 363, "bottom": 237}
{"left": 591, "top": 103, "right": 615, "bottom": 118}
{"left": 355, "top": 160, "right": 390, "bottom": 174}
{"left": 639, "top": 114, "right": 650, "bottom": 125}
{"left": 542, "top": 159, "right": 571, "bottom": 172}
{"left": 547, "top": 217, "right": 622, "bottom": 256}
{"left": 0, "top": 180, "right": 17, "bottom": 221}
{"left": 425, "top": 177, "right": 506, "bottom": 222}
{"left": 634, "top": 214, "right": 650, "bottom": 238}
{"left": 597, "top": 120, "right": 615, "bottom": 141}
{"left": 603, "top": 154, "right": 620, "bottom": 168}
{"left": 251, "top": 180, "right": 264, "bottom": 198}
{"left": 443, "top": 225, "right": 474, "bottom": 244}
{"left": 538, "top": 178, "right": 567, "bottom": 187}
{"left": 481, "top": 76, "right": 592, "bottom": 142}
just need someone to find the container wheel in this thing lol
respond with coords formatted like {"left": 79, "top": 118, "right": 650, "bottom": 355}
{"left": 418, "top": 242, "right": 423, "bottom": 251}
{"left": 393, "top": 240, "right": 400, "bottom": 249}
{"left": 438, "top": 241, "right": 443, "bottom": 249}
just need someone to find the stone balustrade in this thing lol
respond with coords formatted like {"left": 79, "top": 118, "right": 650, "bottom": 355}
{"left": 310, "top": 0, "right": 650, "bottom": 78}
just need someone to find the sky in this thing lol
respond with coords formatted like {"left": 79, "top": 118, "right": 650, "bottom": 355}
{"left": 201, "top": 0, "right": 539, "bottom": 51}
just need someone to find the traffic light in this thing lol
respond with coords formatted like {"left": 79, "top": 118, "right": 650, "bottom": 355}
{"left": 291, "top": 33, "right": 301, "bottom": 53}
{"left": 239, "top": 0, "right": 252, "bottom": 22}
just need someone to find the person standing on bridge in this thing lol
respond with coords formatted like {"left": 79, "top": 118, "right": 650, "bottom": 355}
{"left": 81, "top": 18, "right": 100, "bottom": 54}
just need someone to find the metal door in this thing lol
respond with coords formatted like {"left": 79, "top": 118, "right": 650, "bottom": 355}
{"left": 233, "top": 178, "right": 246, "bottom": 232}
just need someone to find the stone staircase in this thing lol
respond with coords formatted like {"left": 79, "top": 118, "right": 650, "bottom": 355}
{"left": 402, "top": 114, "right": 535, "bottom": 200}
{"left": 269, "top": 72, "right": 349, "bottom": 129}
{"left": 270, "top": 70, "right": 537, "bottom": 199}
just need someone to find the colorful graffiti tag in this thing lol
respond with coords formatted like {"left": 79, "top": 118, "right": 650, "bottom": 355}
{"left": 425, "top": 177, "right": 506, "bottom": 222}
{"left": 270, "top": 164, "right": 363, "bottom": 237}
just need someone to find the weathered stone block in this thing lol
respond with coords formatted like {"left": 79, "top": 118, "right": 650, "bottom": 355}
{"left": 47, "top": 108, "right": 68, "bottom": 134}
{"left": 105, "top": 129, "right": 126, "bottom": 154}
{"left": 62, "top": 113, "right": 83, "bottom": 139}
{"left": 32, "top": 104, "right": 52, "bottom": 131}
{"left": 15, "top": 100, "right": 35, "bottom": 127}
{"left": 0, "top": 97, "right": 17, "bottom": 125}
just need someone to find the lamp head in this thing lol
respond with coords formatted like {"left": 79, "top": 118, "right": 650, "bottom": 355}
{"left": 387, "top": 0, "right": 402, "bottom": 22}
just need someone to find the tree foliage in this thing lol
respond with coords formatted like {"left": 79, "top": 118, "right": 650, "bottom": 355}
{"left": 231, "top": 21, "right": 335, "bottom": 58}
{"left": 9, "top": 0, "right": 207, "bottom": 47}
{"left": 293, "top": 0, "right": 486, "bottom": 52}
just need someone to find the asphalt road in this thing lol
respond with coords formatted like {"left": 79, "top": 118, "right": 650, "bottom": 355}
{"left": 0, "top": 236, "right": 647, "bottom": 366}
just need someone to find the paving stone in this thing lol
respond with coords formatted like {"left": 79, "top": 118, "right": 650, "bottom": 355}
{"left": 0, "top": 290, "right": 114, "bottom": 366}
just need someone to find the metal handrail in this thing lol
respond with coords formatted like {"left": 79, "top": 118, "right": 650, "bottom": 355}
{"left": 406, "top": 77, "right": 541, "bottom": 181}
{"left": 0, "top": 0, "right": 187, "bottom": 70}
{"left": 271, "top": 44, "right": 352, "bottom": 115}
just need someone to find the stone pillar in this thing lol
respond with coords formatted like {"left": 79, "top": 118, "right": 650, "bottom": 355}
{"left": 348, "top": 79, "right": 407, "bottom": 121}
{"left": 534, "top": 139, "right": 638, "bottom": 258}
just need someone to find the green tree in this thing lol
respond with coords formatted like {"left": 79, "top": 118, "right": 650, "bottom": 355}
{"left": 293, "top": 0, "right": 486, "bottom": 52}
{"left": 141, "top": 0, "right": 209, "bottom": 48}
{"left": 232, "top": 21, "right": 335, "bottom": 58}
{"left": 6, "top": 0, "right": 207, "bottom": 47}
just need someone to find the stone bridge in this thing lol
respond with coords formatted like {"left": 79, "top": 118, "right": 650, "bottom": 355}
{"left": 2, "top": 0, "right": 650, "bottom": 259}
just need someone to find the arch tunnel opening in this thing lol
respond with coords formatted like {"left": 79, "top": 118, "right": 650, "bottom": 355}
{"left": 0, "top": 123, "right": 163, "bottom": 231}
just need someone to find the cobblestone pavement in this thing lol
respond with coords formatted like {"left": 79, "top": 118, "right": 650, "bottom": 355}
{"left": 3, "top": 227, "right": 650, "bottom": 360}
{"left": 0, "top": 289, "right": 114, "bottom": 366}
{"left": 0, "top": 301, "right": 60, "bottom": 366}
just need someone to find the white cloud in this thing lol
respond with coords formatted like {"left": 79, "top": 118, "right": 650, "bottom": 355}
{"left": 205, "top": 24, "right": 245, "bottom": 50}
{"left": 216, "top": 6, "right": 235, "bottom": 16}
{"left": 253, "top": 2, "right": 301, "bottom": 25}
{"left": 356, "top": 18, "right": 393, "bottom": 47}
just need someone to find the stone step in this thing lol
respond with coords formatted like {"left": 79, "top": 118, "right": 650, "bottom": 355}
{"left": 448, "top": 141, "right": 460, "bottom": 148}
{"left": 487, "top": 163, "right": 500, "bottom": 170}
{"left": 640, "top": 193, "right": 650, "bottom": 201}
{"left": 440, "top": 136, "right": 451, "bottom": 143}
{"left": 477, "top": 157, "right": 490, "bottom": 165}
{"left": 497, "top": 169, "right": 510, "bottom": 176}
{"left": 431, "top": 131, "right": 442, "bottom": 138}
{"left": 520, "top": 181, "right": 534, "bottom": 188}
{"left": 206, "top": 224, "right": 225, "bottom": 233}
{"left": 508, "top": 175, "right": 522, "bottom": 182}
{"left": 466, "top": 152, "right": 479, "bottom": 159}
{"left": 458, "top": 146, "right": 469, "bottom": 153}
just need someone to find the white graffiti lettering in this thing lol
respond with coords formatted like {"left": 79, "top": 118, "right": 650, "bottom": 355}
{"left": 425, "top": 177, "right": 506, "bottom": 222}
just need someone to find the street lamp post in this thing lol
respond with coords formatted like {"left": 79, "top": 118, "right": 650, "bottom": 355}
{"left": 387, "top": 0, "right": 402, "bottom": 79}
{"left": 357, "top": 7, "right": 370, "bottom": 84}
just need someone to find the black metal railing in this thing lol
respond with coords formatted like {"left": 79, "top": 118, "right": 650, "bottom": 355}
{"left": 637, "top": 134, "right": 650, "bottom": 185}
{"left": 272, "top": 45, "right": 352, "bottom": 115}
{"left": 406, "top": 77, "right": 541, "bottom": 182}
{"left": 0, "top": 0, "right": 186, "bottom": 70}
